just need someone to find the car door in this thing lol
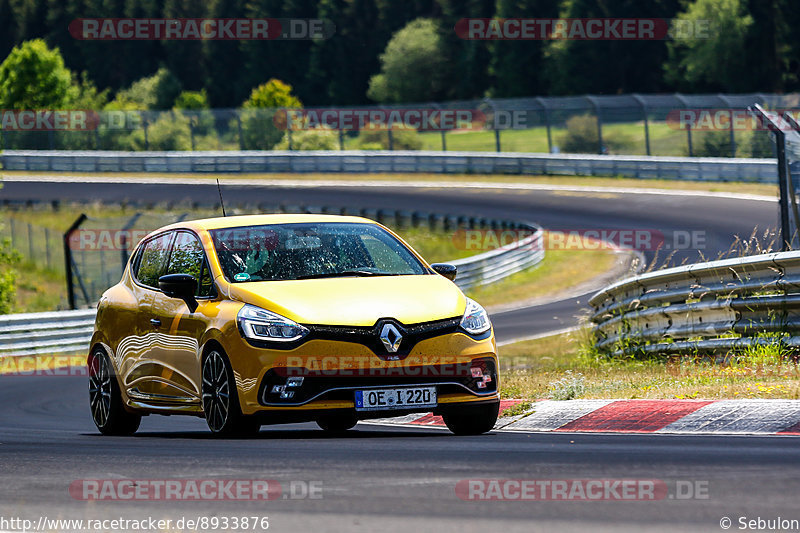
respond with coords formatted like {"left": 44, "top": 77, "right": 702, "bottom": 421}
{"left": 147, "top": 230, "right": 216, "bottom": 405}
{"left": 119, "top": 231, "right": 175, "bottom": 402}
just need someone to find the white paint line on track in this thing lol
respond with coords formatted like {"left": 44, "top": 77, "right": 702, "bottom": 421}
{"left": 2, "top": 174, "right": 778, "bottom": 203}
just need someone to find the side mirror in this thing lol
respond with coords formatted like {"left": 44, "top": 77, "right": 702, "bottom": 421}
{"left": 431, "top": 263, "right": 457, "bottom": 282}
{"left": 159, "top": 274, "right": 199, "bottom": 313}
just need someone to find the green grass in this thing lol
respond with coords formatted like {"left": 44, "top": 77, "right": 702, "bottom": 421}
{"left": 499, "top": 329, "right": 800, "bottom": 400}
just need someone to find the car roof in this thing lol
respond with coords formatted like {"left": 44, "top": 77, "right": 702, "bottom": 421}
{"left": 154, "top": 214, "right": 378, "bottom": 233}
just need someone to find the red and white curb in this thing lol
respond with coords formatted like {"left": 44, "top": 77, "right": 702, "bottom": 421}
{"left": 364, "top": 399, "right": 800, "bottom": 435}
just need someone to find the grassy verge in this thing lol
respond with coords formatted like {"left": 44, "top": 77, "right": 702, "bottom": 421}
{"left": 500, "top": 329, "right": 800, "bottom": 400}
{"left": 15, "top": 263, "right": 66, "bottom": 312}
{"left": 468, "top": 232, "right": 620, "bottom": 308}
{"left": 6, "top": 171, "right": 779, "bottom": 198}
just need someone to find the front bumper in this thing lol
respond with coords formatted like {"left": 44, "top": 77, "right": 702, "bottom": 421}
{"left": 220, "top": 325, "right": 499, "bottom": 416}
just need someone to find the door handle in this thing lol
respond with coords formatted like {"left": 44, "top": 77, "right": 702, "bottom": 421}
{"left": 150, "top": 318, "right": 161, "bottom": 328}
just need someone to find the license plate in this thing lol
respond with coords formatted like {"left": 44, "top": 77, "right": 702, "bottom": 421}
{"left": 354, "top": 386, "right": 437, "bottom": 411}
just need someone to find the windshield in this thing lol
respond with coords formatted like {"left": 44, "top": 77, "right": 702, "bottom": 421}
{"left": 209, "top": 222, "right": 427, "bottom": 282}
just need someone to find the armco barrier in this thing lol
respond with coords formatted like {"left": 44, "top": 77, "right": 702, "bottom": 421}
{"left": 0, "top": 224, "right": 544, "bottom": 356}
{"left": 0, "top": 150, "right": 778, "bottom": 182}
{"left": 0, "top": 309, "right": 97, "bottom": 356}
{"left": 589, "top": 250, "right": 800, "bottom": 357}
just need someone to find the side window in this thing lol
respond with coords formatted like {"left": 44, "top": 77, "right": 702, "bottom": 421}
{"left": 135, "top": 233, "right": 173, "bottom": 288}
{"left": 165, "top": 232, "right": 214, "bottom": 297}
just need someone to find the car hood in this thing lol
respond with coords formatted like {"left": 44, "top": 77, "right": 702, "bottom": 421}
{"left": 226, "top": 274, "right": 466, "bottom": 326}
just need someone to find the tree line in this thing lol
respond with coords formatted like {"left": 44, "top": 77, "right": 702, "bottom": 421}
{"left": 0, "top": 0, "right": 798, "bottom": 109}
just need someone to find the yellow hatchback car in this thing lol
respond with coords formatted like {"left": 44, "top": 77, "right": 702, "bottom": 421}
{"left": 89, "top": 214, "right": 499, "bottom": 436}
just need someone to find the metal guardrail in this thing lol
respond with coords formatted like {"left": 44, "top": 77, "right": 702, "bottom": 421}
{"left": 452, "top": 227, "right": 543, "bottom": 290}
{"left": 589, "top": 250, "right": 800, "bottom": 357}
{"left": 0, "top": 309, "right": 96, "bottom": 356}
{"left": 0, "top": 225, "right": 544, "bottom": 356}
{"left": 1, "top": 150, "right": 778, "bottom": 182}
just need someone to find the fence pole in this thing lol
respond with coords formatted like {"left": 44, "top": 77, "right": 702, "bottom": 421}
{"left": 586, "top": 96, "right": 603, "bottom": 154}
{"left": 632, "top": 94, "right": 651, "bottom": 156}
{"left": 718, "top": 94, "right": 737, "bottom": 157}
{"left": 339, "top": 130, "right": 345, "bottom": 150}
{"left": 482, "top": 98, "right": 501, "bottom": 152}
{"left": 237, "top": 113, "right": 245, "bottom": 150}
{"left": 64, "top": 214, "right": 88, "bottom": 310}
{"left": 120, "top": 213, "right": 143, "bottom": 268}
{"left": 27, "top": 223, "right": 34, "bottom": 260}
{"left": 536, "top": 97, "right": 552, "bottom": 153}
{"left": 143, "top": 113, "right": 149, "bottom": 151}
{"left": 9, "top": 218, "right": 15, "bottom": 249}
{"left": 675, "top": 94, "right": 693, "bottom": 157}
{"left": 45, "top": 227, "right": 51, "bottom": 270}
{"left": 432, "top": 103, "right": 446, "bottom": 151}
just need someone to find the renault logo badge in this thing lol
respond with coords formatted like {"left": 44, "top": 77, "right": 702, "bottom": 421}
{"left": 379, "top": 323, "right": 403, "bottom": 353}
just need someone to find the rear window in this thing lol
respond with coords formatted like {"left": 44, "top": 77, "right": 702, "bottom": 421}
{"left": 209, "top": 222, "right": 427, "bottom": 282}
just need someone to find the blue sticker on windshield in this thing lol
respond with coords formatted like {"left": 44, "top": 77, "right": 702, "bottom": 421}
{"left": 234, "top": 272, "right": 250, "bottom": 282}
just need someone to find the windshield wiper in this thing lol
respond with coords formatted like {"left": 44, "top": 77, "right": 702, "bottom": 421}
{"left": 295, "top": 270, "right": 400, "bottom": 280}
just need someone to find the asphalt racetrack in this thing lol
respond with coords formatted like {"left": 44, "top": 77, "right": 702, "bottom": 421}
{"left": 0, "top": 177, "right": 793, "bottom": 532}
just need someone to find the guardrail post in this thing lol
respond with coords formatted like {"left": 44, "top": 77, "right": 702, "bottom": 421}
{"left": 64, "top": 214, "right": 88, "bottom": 310}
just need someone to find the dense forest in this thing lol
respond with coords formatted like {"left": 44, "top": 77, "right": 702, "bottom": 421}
{"left": 0, "top": 0, "right": 799, "bottom": 109}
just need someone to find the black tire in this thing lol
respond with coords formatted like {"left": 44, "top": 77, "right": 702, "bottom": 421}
{"left": 202, "top": 348, "right": 261, "bottom": 437}
{"left": 89, "top": 349, "right": 141, "bottom": 436}
{"left": 442, "top": 402, "right": 499, "bottom": 436}
{"left": 316, "top": 413, "right": 358, "bottom": 433}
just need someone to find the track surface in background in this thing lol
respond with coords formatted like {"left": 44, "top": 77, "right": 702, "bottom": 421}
{"left": 1, "top": 179, "right": 779, "bottom": 341}
{"left": 0, "top": 179, "right": 789, "bottom": 532}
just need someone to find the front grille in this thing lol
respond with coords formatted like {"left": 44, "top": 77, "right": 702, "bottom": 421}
{"left": 259, "top": 357, "right": 497, "bottom": 406}
{"left": 245, "top": 316, "right": 465, "bottom": 358}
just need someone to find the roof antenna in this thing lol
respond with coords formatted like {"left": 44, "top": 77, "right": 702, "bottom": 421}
{"left": 216, "top": 178, "right": 227, "bottom": 217}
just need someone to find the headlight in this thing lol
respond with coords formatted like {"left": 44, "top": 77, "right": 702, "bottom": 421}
{"left": 237, "top": 304, "right": 309, "bottom": 342}
{"left": 460, "top": 298, "right": 491, "bottom": 335}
